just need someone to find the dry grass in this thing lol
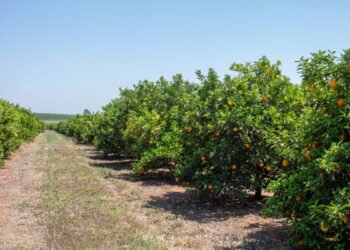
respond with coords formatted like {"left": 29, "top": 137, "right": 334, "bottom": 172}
{"left": 36, "top": 131, "right": 164, "bottom": 249}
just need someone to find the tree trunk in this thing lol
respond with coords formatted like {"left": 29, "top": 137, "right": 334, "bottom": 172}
{"left": 255, "top": 187, "right": 262, "bottom": 200}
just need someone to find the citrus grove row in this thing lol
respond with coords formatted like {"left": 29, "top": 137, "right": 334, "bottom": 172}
{"left": 55, "top": 50, "right": 350, "bottom": 249}
{"left": 0, "top": 99, "right": 44, "bottom": 166}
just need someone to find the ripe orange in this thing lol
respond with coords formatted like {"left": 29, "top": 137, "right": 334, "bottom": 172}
{"left": 201, "top": 155, "right": 206, "bottom": 161}
{"left": 266, "top": 165, "right": 271, "bottom": 172}
{"left": 341, "top": 215, "right": 349, "bottom": 223}
{"left": 295, "top": 195, "right": 302, "bottom": 202}
{"left": 214, "top": 131, "right": 220, "bottom": 137}
{"left": 329, "top": 79, "right": 337, "bottom": 88}
{"left": 175, "top": 177, "right": 180, "bottom": 182}
{"left": 337, "top": 98, "right": 344, "bottom": 107}
{"left": 245, "top": 143, "right": 251, "bottom": 149}
{"left": 282, "top": 160, "right": 289, "bottom": 167}
{"left": 263, "top": 95, "right": 269, "bottom": 102}
{"left": 227, "top": 99, "right": 234, "bottom": 106}
{"left": 308, "top": 84, "right": 316, "bottom": 92}
{"left": 231, "top": 164, "right": 237, "bottom": 170}
{"left": 311, "top": 142, "right": 317, "bottom": 150}
{"left": 258, "top": 162, "right": 264, "bottom": 168}
{"left": 304, "top": 150, "right": 311, "bottom": 161}
{"left": 233, "top": 127, "right": 239, "bottom": 133}
{"left": 186, "top": 127, "right": 193, "bottom": 132}
{"left": 207, "top": 184, "right": 213, "bottom": 190}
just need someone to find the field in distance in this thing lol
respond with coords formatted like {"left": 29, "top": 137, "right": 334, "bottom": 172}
{"left": 34, "top": 113, "right": 75, "bottom": 124}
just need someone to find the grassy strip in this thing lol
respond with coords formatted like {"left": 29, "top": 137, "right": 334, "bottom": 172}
{"left": 37, "top": 131, "right": 164, "bottom": 249}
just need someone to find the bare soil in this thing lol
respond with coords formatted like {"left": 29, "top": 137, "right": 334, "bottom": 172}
{"left": 0, "top": 131, "right": 292, "bottom": 249}
{"left": 0, "top": 135, "right": 45, "bottom": 248}
{"left": 81, "top": 147, "right": 291, "bottom": 250}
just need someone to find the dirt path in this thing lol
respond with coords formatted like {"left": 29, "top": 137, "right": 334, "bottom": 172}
{"left": 0, "top": 135, "right": 45, "bottom": 248}
{"left": 0, "top": 131, "right": 291, "bottom": 249}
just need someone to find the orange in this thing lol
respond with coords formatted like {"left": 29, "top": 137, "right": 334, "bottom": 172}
{"left": 320, "top": 224, "right": 329, "bottom": 233}
{"left": 201, "top": 155, "right": 206, "bottom": 161}
{"left": 329, "top": 79, "right": 337, "bottom": 88}
{"left": 304, "top": 150, "right": 311, "bottom": 161}
{"left": 175, "top": 177, "right": 180, "bottom": 182}
{"left": 214, "top": 131, "right": 220, "bottom": 137}
{"left": 245, "top": 143, "right": 251, "bottom": 149}
{"left": 149, "top": 140, "right": 153, "bottom": 144}
{"left": 231, "top": 164, "right": 237, "bottom": 170}
{"left": 207, "top": 184, "right": 213, "bottom": 190}
{"left": 266, "top": 68, "right": 271, "bottom": 74}
{"left": 186, "top": 127, "right": 193, "bottom": 133}
{"left": 308, "top": 84, "right": 316, "bottom": 92}
{"left": 227, "top": 99, "right": 234, "bottom": 106}
{"left": 282, "top": 159, "right": 289, "bottom": 167}
{"left": 258, "top": 162, "right": 264, "bottom": 168}
{"left": 263, "top": 95, "right": 269, "bottom": 102}
{"left": 341, "top": 215, "right": 349, "bottom": 223}
{"left": 295, "top": 195, "right": 302, "bottom": 202}
{"left": 303, "top": 142, "right": 309, "bottom": 148}
{"left": 337, "top": 98, "right": 344, "bottom": 107}
{"left": 311, "top": 142, "right": 317, "bottom": 150}
{"left": 266, "top": 165, "right": 271, "bottom": 172}
{"left": 233, "top": 127, "right": 239, "bottom": 133}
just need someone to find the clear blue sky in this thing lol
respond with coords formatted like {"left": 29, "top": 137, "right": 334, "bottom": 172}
{"left": 1, "top": 0, "right": 349, "bottom": 114}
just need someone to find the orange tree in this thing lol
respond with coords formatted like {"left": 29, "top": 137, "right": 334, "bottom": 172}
{"left": 123, "top": 75, "right": 198, "bottom": 173}
{"left": 265, "top": 50, "right": 350, "bottom": 249}
{"left": 174, "top": 57, "right": 303, "bottom": 199}
{"left": 89, "top": 83, "right": 151, "bottom": 157}
{"left": 56, "top": 112, "right": 98, "bottom": 144}
{"left": 0, "top": 99, "right": 44, "bottom": 166}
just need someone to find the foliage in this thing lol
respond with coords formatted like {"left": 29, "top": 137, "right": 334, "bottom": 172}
{"left": 265, "top": 50, "right": 350, "bottom": 249}
{"left": 0, "top": 99, "right": 44, "bottom": 166}
{"left": 55, "top": 49, "right": 350, "bottom": 249}
{"left": 56, "top": 113, "right": 98, "bottom": 144}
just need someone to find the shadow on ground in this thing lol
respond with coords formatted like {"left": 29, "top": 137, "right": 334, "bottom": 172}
{"left": 145, "top": 191, "right": 269, "bottom": 223}
{"left": 220, "top": 224, "right": 293, "bottom": 250}
{"left": 82, "top": 145, "right": 291, "bottom": 249}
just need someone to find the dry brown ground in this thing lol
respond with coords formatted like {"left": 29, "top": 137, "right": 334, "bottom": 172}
{"left": 81, "top": 147, "right": 291, "bottom": 249}
{"left": 0, "top": 131, "right": 292, "bottom": 249}
{"left": 0, "top": 135, "right": 45, "bottom": 248}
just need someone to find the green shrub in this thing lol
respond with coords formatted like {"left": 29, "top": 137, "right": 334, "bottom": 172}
{"left": 0, "top": 99, "right": 44, "bottom": 166}
{"left": 265, "top": 50, "right": 350, "bottom": 249}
